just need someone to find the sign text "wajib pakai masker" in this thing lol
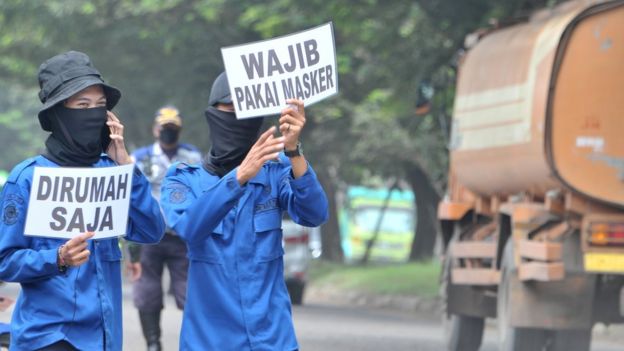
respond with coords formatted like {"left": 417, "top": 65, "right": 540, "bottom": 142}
{"left": 221, "top": 22, "right": 338, "bottom": 119}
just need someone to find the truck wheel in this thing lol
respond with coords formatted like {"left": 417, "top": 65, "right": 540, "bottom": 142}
{"left": 498, "top": 241, "right": 549, "bottom": 351}
{"left": 442, "top": 253, "right": 484, "bottom": 351}
{"left": 445, "top": 315, "right": 484, "bottom": 351}
{"left": 550, "top": 329, "right": 591, "bottom": 351}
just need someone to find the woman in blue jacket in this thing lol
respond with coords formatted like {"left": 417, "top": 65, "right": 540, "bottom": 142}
{"left": 0, "top": 51, "right": 165, "bottom": 350}
{"left": 161, "top": 72, "right": 329, "bottom": 350}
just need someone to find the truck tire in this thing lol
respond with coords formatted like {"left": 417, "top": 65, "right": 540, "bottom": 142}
{"left": 442, "top": 253, "right": 484, "bottom": 351}
{"left": 498, "top": 241, "right": 549, "bottom": 351}
{"left": 445, "top": 315, "right": 484, "bottom": 351}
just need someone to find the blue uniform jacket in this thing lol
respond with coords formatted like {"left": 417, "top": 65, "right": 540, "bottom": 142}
{"left": 161, "top": 158, "right": 328, "bottom": 351}
{"left": 0, "top": 155, "right": 165, "bottom": 351}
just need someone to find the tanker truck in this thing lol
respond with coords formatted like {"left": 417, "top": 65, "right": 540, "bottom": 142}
{"left": 438, "top": 1, "right": 624, "bottom": 350}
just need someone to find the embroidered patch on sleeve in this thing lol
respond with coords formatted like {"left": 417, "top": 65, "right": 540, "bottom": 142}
{"left": 2, "top": 195, "right": 23, "bottom": 226}
{"left": 168, "top": 186, "right": 188, "bottom": 204}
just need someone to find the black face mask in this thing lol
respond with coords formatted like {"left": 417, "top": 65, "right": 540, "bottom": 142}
{"left": 202, "top": 106, "right": 263, "bottom": 177}
{"left": 43, "top": 105, "right": 110, "bottom": 167}
{"left": 159, "top": 127, "right": 180, "bottom": 145}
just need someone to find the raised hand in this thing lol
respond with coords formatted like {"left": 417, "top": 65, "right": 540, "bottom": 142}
{"left": 106, "top": 111, "right": 132, "bottom": 165}
{"left": 236, "top": 126, "right": 284, "bottom": 185}
{"left": 279, "top": 99, "right": 306, "bottom": 150}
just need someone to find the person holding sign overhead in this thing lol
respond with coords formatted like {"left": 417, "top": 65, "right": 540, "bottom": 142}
{"left": 161, "top": 71, "right": 328, "bottom": 351}
{"left": 0, "top": 51, "right": 165, "bottom": 351}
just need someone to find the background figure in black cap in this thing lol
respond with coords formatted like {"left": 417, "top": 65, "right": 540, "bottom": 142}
{"left": 0, "top": 51, "right": 165, "bottom": 351}
{"left": 160, "top": 72, "right": 329, "bottom": 350}
{"left": 127, "top": 106, "right": 201, "bottom": 351}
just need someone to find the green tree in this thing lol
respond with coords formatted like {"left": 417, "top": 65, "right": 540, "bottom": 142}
{"left": 0, "top": 0, "right": 567, "bottom": 262}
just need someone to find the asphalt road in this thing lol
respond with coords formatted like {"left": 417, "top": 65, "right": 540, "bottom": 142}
{"left": 0, "top": 281, "right": 623, "bottom": 350}
{"left": 292, "top": 300, "right": 624, "bottom": 351}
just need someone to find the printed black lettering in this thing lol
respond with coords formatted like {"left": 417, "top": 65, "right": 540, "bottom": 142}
{"left": 296, "top": 42, "right": 305, "bottom": 69}
{"left": 244, "top": 86, "right": 256, "bottom": 110}
{"left": 235, "top": 87, "right": 245, "bottom": 111}
{"left": 90, "top": 176, "right": 105, "bottom": 202}
{"left": 310, "top": 69, "right": 320, "bottom": 95}
{"left": 302, "top": 73, "right": 311, "bottom": 98}
{"left": 241, "top": 52, "right": 264, "bottom": 79}
{"left": 59, "top": 177, "right": 74, "bottom": 202}
{"left": 252, "top": 84, "right": 266, "bottom": 108}
{"left": 116, "top": 174, "right": 128, "bottom": 200}
{"left": 325, "top": 65, "right": 334, "bottom": 89}
{"left": 266, "top": 50, "right": 284, "bottom": 77}
{"left": 50, "top": 207, "right": 66, "bottom": 231}
{"left": 284, "top": 45, "right": 297, "bottom": 72}
{"left": 86, "top": 207, "right": 100, "bottom": 232}
{"left": 67, "top": 208, "right": 85, "bottom": 233}
{"left": 294, "top": 76, "right": 305, "bottom": 100}
{"left": 304, "top": 39, "right": 319, "bottom": 66}
{"left": 265, "top": 82, "right": 277, "bottom": 107}
{"left": 272, "top": 81, "right": 281, "bottom": 105}
{"left": 282, "top": 78, "right": 295, "bottom": 99}
{"left": 52, "top": 176, "right": 59, "bottom": 202}
{"left": 104, "top": 175, "right": 116, "bottom": 201}
{"left": 75, "top": 177, "right": 90, "bottom": 203}
{"left": 37, "top": 176, "right": 52, "bottom": 201}
{"left": 99, "top": 206, "right": 113, "bottom": 231}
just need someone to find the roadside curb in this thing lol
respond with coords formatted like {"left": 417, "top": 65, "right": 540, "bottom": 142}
{"left": 306, "top": 284, "right": 442, "bottom": 316}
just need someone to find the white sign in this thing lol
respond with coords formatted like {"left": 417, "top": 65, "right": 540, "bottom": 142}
{"left": 221, "top": 22, "right": 338, "bottom": 119}
{"left": 24, "top": 164, "right": 134, "bottom": 240}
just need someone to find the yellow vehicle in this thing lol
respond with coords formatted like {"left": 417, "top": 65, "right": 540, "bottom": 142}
{"left": 438, "top": 1, "right": 624, "bottom": 350}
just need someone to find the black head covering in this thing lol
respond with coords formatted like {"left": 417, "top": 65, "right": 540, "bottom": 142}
{"left": 207, "top": 71, "right": 232, "bottom": 106}
{"left": 202, "top": 72, "right": 263, "bottom": 177}
{"left": 37, "top": 51, "right": 119, "bottom": 166}
{"left": 37, "top": 51, "right": 121, "bottom": 131}
{"left": 202, "top": 107, "right": 263, "bottom": 177}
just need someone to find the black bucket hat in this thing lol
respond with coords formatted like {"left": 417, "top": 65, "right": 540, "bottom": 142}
{"left": 37, "top": 51, "right": 121, "bottom": 131}
{"left": 208, "top": 71, "right": 232, "bottom": 107}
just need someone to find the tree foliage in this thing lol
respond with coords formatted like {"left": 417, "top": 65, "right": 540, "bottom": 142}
{"left": 0, "top": 0, "right": 566, "bottom": 261}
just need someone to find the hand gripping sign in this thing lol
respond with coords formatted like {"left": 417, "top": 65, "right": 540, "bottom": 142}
{"left": 221, "top": 22, "right": 338, "bottom": 119}
{"left": 24, "top": 164, "right": 134, "bottom": 240}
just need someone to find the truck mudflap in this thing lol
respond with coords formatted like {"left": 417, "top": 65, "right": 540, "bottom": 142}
{"left": 621, "top": 286, "right": 624, "bottom": 317}
{"left": 507, "top": 271, "right": 595, "bottom": 329}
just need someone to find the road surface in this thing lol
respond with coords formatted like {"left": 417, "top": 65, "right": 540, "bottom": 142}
{"left": 0, "top": 281, "right": 622, "bottom": 350}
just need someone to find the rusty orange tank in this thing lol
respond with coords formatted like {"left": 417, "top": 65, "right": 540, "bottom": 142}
{"left": 448, "top": 0, "right": 624, "bottom": 207}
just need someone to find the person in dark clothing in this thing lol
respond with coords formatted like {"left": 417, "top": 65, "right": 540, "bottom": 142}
{"left": 127, "top": 106, "right": 201, "bottom": 351}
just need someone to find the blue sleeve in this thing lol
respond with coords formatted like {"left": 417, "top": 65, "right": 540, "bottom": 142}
{"left": 161, "top": 167, "right": 245, "bottom": 245}
{"left": 132, "top": 146, "right": 151, "bottom": 174}
{"left": 278, "top": 163, "right": 329, "bottom": 227}
{"left": 132, "top": 146, "right": 151, "bottom": 162}
{"left": 0, "top": 177, "right": 60, "bottom": 283}
{"left": 179, "top": 143, "right": 200, "bottom": 153}
{"left": 125, "top": 166, "right": 165, "bottom": 244}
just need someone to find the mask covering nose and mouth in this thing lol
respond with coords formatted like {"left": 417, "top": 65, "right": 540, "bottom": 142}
{"left": 44, "top": 104, "right": 110, "bottom": 167}
{"left": 202, "top": 106, "right": 264, "bottom": 177}
{"left": 159, "top": 126, "right": 180, "bottom": 145}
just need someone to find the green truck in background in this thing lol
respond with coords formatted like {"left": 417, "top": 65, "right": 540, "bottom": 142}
{"left": 339, "top": 186, "right": 416, "bottom": 263}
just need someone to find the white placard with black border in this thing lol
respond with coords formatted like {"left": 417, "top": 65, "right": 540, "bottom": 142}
{"left": 221, "top": 22, "right": 338, "bottom": 119}
{"left": 24, "top": 164, "right": 134, "bottom": 240}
